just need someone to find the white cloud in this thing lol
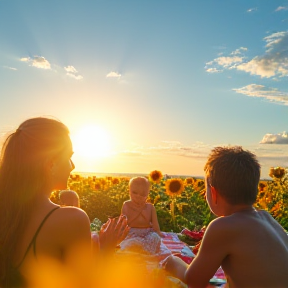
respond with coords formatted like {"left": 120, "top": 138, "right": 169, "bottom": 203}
{"left": 3, "top": 66, "right": 17, "bottom": 71}
{"left": 247, "top": 7, "right": 257, "bottom": 13}
{"left": 117, "top": 141, "right": 211, "bottom": 160}
{"left": 64, "top": 65, "right": 83, "bottom": 80}
{"left": 205, "top": 53, "right": 244, "bottom": 72}
{"left": 64, "top": 66, "right": 77, "bottom": 73}
{"left": 66, "top": 73, "right": 83, "bottom": 80}
{"left": 106, "top": 71, "right": 121, "bottom": 78}
{"left": 233, "top": 84, "right": 288, "bottom": 105}
{"left": 237, "top": 57, "right": 281, "bottom": 77}
{"left": 147, "top": 141, "right": 211, "bottom": 159}
{"left": 213, "top": 56, "right": 243, "bottom": 67}
{"left": 275, "top": 6, "right": 288, "bottom": 12}
{"left": 20, "top": 56, "right": 51, "bottom": 69}
{"left": 20, "top": 57, "right": 30, "bottom": 62}
{"left": 114, "top": 141, "right": 288, "bottom": 178}
{"left": 19, "top": 57, "right": 84, "bottom": 79}
{"left": 206, "top": 67, "right": 222, "bottom": 73}
{"left": 206, "top": 31, "right": 288, "bottom": 79}
{"left": 237, "top": 31, "right": 288, "bottom": 78}
{"left": 231, "top": 47, "right": 248, "bottom": 55}
{"left": 264, "top": 31, "right": 287, "bottom": 52}
{"left": 260, "top": 132, "right": 288, "bottom": 144}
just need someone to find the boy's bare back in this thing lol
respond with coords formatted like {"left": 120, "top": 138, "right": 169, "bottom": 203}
{"left": 164, "top": 146, "right": 288, "bottom": 288}
{"left": 193, "top": 209, "right": 288, "bottom": 288}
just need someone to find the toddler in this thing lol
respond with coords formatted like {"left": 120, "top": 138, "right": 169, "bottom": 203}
{"left": 120, "top": 177, "right": 164, "bottom": 254}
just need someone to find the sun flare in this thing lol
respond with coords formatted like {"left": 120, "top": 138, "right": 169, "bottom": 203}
{"left": 71, "top": 125, "right": 112, "bottom": 160}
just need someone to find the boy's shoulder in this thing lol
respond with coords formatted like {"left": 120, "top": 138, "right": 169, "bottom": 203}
{"left": 204, "top": 211, "right": 256, "bottom": 236}
{"left": 207, "top": 209, "right": 287, "bottom": 238}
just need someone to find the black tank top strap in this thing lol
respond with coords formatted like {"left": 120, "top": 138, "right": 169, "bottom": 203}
{"left": 16, "top": 206, "right": 60, "bottom": 268}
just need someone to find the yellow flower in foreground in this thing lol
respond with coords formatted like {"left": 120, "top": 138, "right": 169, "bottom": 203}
{"left": 149, "top": 170, "right": 163, "bottom": 183}
{"left": 165, "top": 178, "right": 184, "bottom": 197}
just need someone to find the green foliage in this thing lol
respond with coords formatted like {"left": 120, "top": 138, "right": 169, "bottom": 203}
{"left": 255, "top": 167, "right": 288, "bottom": 230}
{"left": 149, "top": 179, "right": 214, "bottom": 232}
{"left": 51, "top": 168, "right": 288, "bottom": 232}
{"left": 51, "top": 175, "right": 214, "bottom": 233}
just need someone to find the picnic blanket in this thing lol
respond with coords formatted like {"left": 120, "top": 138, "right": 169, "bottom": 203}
{"left": 160, "top": 233, "right": 226, "bottom": 284}
{"left": 117, "top": 231, "right": 226, "bottom": 287}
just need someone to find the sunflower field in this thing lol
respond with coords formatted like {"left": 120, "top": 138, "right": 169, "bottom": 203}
{"left": 50, "top": 167, "right": 288, "bottom": 234}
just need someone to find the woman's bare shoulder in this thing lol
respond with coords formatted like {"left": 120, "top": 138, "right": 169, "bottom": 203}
{"left": 52, "top": 206, "right": 91, "bottom": 229}
{"left": 57, "top": 206, "right": 89, "bottom": 217}
{"left": 35, "top": 206, "right": 91, "bottom": 257}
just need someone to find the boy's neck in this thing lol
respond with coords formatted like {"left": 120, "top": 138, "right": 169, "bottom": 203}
{"left": 223, "top": 204, "right": 256, "bottom": 216}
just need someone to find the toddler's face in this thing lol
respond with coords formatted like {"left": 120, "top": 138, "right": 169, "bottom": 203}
{"left": 129, "top": 182, "right": 149, "bottom": 205}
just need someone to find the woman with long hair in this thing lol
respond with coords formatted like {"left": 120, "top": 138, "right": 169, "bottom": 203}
{"left": 0, "top": 117, "right": 128, "bottom": 287}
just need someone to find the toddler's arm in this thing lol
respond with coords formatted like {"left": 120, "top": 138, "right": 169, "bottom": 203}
{"left": 151, "top": 204, "right": 164, "bottom": 237}
{"left": 121, "top": 201, "right": 129, "bottom": 217}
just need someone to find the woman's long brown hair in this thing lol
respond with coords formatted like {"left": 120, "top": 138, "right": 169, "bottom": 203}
{"left": 0, "top": 117, "right": 70, "bottom": 286}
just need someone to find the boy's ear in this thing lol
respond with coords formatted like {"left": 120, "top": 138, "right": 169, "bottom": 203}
{"left": 210, "top": 186, "right": 218, "bottom": 204}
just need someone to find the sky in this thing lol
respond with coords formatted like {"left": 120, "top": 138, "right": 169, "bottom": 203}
{"left": 0, "top": 0, "right": 288, "bottom": 178}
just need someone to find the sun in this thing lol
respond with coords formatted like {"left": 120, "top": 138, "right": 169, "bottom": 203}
{"left": 71, "top": 125, "right": 112, "bottom": 160}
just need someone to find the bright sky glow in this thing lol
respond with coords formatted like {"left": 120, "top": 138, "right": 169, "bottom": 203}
{"left": 71, "top": 125, "right": 112, "bottom": 159}
{"left": 0, "top": 0, "right": 288, "bottom": 178}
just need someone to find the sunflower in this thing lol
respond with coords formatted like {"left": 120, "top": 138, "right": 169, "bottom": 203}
{"left": 269, "top": 167, "right": 286, "bottom": 179}
{"left": 149, "top": 170, "right": 163, "bottom": 183}
{"left": 258, "top": 182, "right": 267, "bottom": 192}
{"left": 112, "top": 177, "right": 120, "bottom": 185}
{"left": 185, "top": 177, "right": 194, "bottom": 185}
{"left": 165, "top": 178, "right": 184, "bottom": 197}
{"left": 193, "top": 179, "right": 205, "bottom": 191}
{"left": 94, "top": 183, "right": 101, "bottom": 190}
{"left": 100, "top": 178, "right": 107, "bottom": 185}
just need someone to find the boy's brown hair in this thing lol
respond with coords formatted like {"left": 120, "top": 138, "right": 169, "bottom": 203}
{"left": 204, "top": 146, "right": 260, "bottom": 205}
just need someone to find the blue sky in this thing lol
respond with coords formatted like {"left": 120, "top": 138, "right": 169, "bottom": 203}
{"left": 0, "top": 0, "right": 288, "bottom": 178}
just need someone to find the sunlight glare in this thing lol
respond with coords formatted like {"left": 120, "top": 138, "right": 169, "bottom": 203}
{"left": 71, "top": 125, "right": 112, "bottom": 160}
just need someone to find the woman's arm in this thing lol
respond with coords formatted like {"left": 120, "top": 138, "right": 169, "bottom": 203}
{"left": 99, "top": 215, "right": 129, "bottom": 251}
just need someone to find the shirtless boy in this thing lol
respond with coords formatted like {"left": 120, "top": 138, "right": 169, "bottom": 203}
{"left": 121, "top": 177, "right": 163, "bottom": 237}
{"left": 164, "top": 146, "right": 288, "bottom": 288}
